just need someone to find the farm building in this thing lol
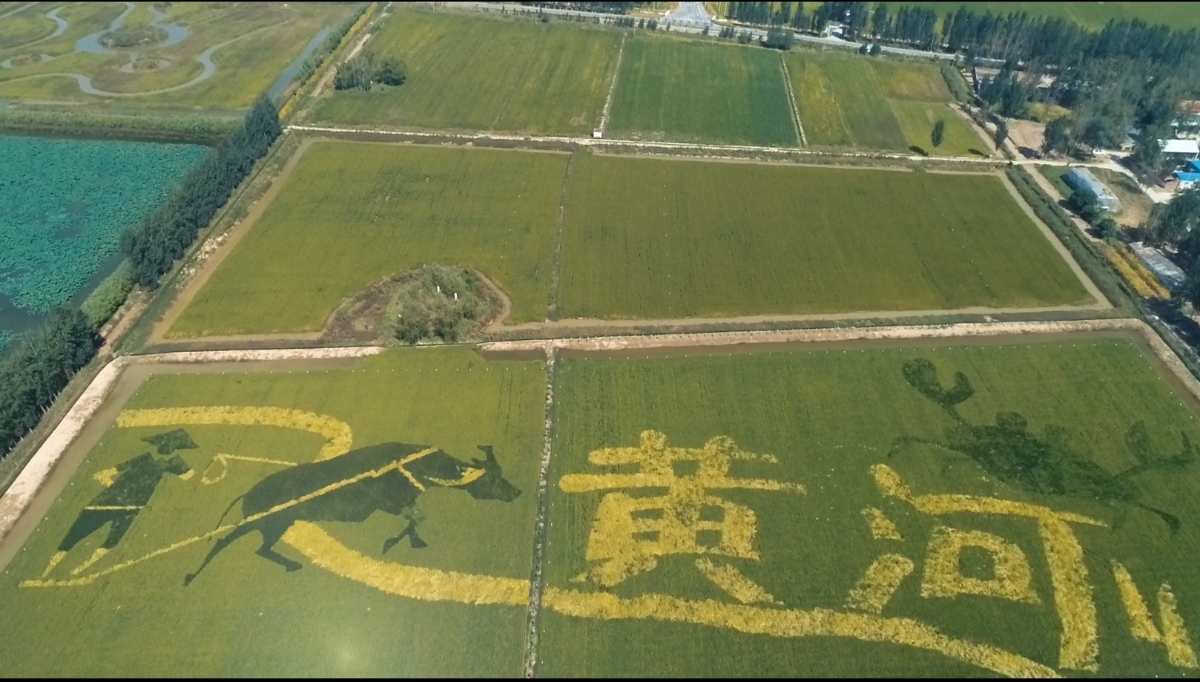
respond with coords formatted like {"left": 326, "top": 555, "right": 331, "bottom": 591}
{"left": 1160, "top": 138, "right": 1200, "bottom": 159}
{"left": 1129, "top": 242, "right": 1188, "bottom": 292}
{"left": 1176, "top": 171, "right": 1200, "bottom": 190}
{"left": 1062, "top": 167, "right": 1120, "bottom": 212}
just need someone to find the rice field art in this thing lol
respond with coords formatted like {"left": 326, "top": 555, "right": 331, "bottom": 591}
{"left": 0, "top": 134, "right": 205, "bottom": 350}
{"left": 542, "top": 340, "right": 1200, "bottom": 677}
{"left": 6, "top": 342, "right": 1200, "bottom": 676}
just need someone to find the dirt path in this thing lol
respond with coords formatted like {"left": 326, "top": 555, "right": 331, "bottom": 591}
{"left": 996, "top": 170, "right": 1109, "bottom": 305}
{"left": 597, "top": 33, "right": 626, "bottom": 136}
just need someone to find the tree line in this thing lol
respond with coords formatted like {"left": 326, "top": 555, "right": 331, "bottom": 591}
{"left": 0, "top": 97, "right": 283, "bottom": 460}
{"left": 122, "top": 95, "right": 282, "bottom": 287}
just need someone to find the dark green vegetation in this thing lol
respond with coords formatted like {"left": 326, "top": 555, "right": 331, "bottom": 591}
{"left": 559, "top": 153, "right": 1091, "bottom": 319}
{"left": 80, "top": 262, "right": 136, "bottom": 329}
{"left": 544, "top": 339, "right": 1200, "bottom": 676}
{"left": 608, "top": 35, "right": 797, "bottom": 146}
{"left": 122, "top": 95, "right": 282, "bottom": 288}
{"left": 170, "top": 142, "right": 565, "bottom": 337}
{"left": 332, "top": 50, "right": 406, "bottom": 92}
{"left": 312, "top": 7, "right": 621, "bottom": 135}
{"left": 895, "top": 357, "right": 1195, "bottom": 530}
{"left": 0, "top": 107, "right": 241, "bottom": 143}
{"left": 390, "top": 265, "right": 497, "bottom": 344}
{"left": 0, "top": 308, "right": 97, "bottom": 457}
{"left": 0, "top": 348, "right": 546, "bottom": 675}
{"left": 98, "top": 25, "right": 167, "bottom": 49}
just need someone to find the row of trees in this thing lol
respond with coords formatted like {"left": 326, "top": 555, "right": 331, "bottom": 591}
{"left": 122, "top": 95, "right": 282, "bottom": 286}
{"left": 333, "top": 51, "right": 406, "bottom": 91}
{"left": 518, "top": 2, "right": 643, "bottom": 14}
{"left": 0, "top": 96, "right": 283, "bottom": 459}
{"left": 0, "top": 309, "right": 99, "bottom": 457}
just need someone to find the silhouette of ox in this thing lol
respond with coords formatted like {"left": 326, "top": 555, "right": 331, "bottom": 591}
{"left": 184, "top": 442, "right": 520, "bottom": 585}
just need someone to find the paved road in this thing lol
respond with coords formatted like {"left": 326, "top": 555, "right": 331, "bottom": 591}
{"left": 665, "top": 2, "right": 712, "bottom": 30}
{"left": 460, "top": 1, "right": 957, "bottom": 61}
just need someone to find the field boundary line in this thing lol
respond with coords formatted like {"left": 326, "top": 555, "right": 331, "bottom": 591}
{"left": 483, "top": 319, "right": 1151, "bottom": 353}
{"left": 287, "top": 124, "right": 1006, "bottom": 163}
{"left": 779, "top": 52, "right": 806, "bottom": 146}
{"left": 523, "top": 346, "right": 556, "bottom": 678}
{"left": 597, "top": 32, "right": 626, "bottom": 136}
{"left": 0, "top": 347, "right": 384, "bottom": 546}
{"left": 547, "top": 151, "right": 578, "bottom": 321}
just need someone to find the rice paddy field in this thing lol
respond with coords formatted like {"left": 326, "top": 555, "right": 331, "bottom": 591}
{"left": 558, "top": 153, "right": 1092, "bottom": 319}
{"left": 0, "top": 133, "right": 206, "bottom": 352}
{"left": 0, "top": 348, "right": 546, "bottom": 676}
{"left": 311, "top": 7, "right": 622, "bottom": 135}
{"left": 606, "top": 35, "right": 798, "bottom": 147}
{"left": 786, "top": 51, "right": 986, "bottom": 156}
{"left": 0, "top": 2, "right": 350, "bottom": 110}
{"left": 168, "top": 141, "right": 566, "bottom": 338}
{"left": 543, "top": 336, "right": 1200, "bottom": 676}
{"left": 171, "top": 142, "right": 1094, "bottom": 337}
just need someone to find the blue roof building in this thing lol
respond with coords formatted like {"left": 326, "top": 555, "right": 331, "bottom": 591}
{"left": 1187, "top": 159, "right": 1200, "bottom": 173}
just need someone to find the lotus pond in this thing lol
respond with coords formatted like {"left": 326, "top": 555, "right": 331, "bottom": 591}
{"left": 0, "top": 133, "right": 206, "bottom": 352}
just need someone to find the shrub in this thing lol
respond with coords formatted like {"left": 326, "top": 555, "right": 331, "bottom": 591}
{"left": 81, "top": 262, "right": 136, "bottom": 328}
{"left": 389, "top": 266, "right": 491, "bottom": 344}
{"left": 334, "top": 50, "right": 407, "bottom": 91}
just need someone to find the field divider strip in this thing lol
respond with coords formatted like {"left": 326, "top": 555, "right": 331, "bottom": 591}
{"left": 597, "top": 32, "right": 626, "bottom": 136}
{"left": 286, "top": 124, "right": 1010, "bottom": 162}
{"left": 779, "top": 53, "right": 806, "bottom": 146}
{"left": 523, "top": 344, "right": 557, "bottom": 678}
{"left": 546, "top": 151, "right": 577, "bottom": 321}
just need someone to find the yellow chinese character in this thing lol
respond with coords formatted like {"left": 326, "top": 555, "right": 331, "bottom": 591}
{"left": 559, "top": 431, "right": 804, "bottom": 593}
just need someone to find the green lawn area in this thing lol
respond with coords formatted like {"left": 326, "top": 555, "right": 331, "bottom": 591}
{"left": 607, "top": 35, "right": 798, "bottom": 146}
{"left": 558, "top": 153, "right": 1092, "bottom": 319}
{"left": 543, "top": 338, "right": 1200, "bottom": 676}
{"left": 785, "top": 51, "right": 986, "bottom": 156}
{"left": 0, "top": 347, "right": 546, "bottom": 676}
{"left": 1038, "top": 165, "right": 1072, "bottom": 197}
{"left": 901, "top": 2, "right": 1200, "bottom": 32}
{"left": 0, "top": 2, "right": 349, "bottom": 110}
{"left": 311, "top": 7, "right": 622, "bottom": 135}
{"left": 169, "top": 141, "right": 566, "bottom": 337}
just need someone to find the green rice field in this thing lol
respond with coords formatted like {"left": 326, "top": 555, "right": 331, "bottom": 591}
{"left": 607, "top": 35, "right": 798, "bottom": 146}
{"left": 786, "top": 52, "right": 986, "bottom": 156}
{"left": 0, "top": 2, "right": 350, "bottom": 110}
{"left": 558, "top": 153, "right": 1092, "bottom": 319}
{"left": 0, "top": 347, "right": 546, "bottom": 676}
{"left": 169, "top": 141, "right": 566, "bottom": 337}
{"left": 0, "top": 133, "right": 205, "bottom": 347}
{"left": 543, "top": 337, "right": 1200, "bottom": 676}
{"left": 312, "top": 7, "right": 622, "bottom": 135}
{"left": 173, "top": 142, "right": 1093, "bottom": 336}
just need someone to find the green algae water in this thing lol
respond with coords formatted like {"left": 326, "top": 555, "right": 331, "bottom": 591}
{"left": 0, "top": 133, "right": 206, "bottom": 352}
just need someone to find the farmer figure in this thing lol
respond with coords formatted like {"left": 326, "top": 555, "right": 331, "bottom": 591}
{"left": 558, "top": 431, "right": 804, "bottom": 591}
{"left": 41, "top": 430, "right": 196, "bottom": 579}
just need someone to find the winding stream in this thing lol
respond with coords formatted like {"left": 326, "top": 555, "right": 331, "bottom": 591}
{"left": 0, "top": 1, "right": 291, "bottom": 97}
